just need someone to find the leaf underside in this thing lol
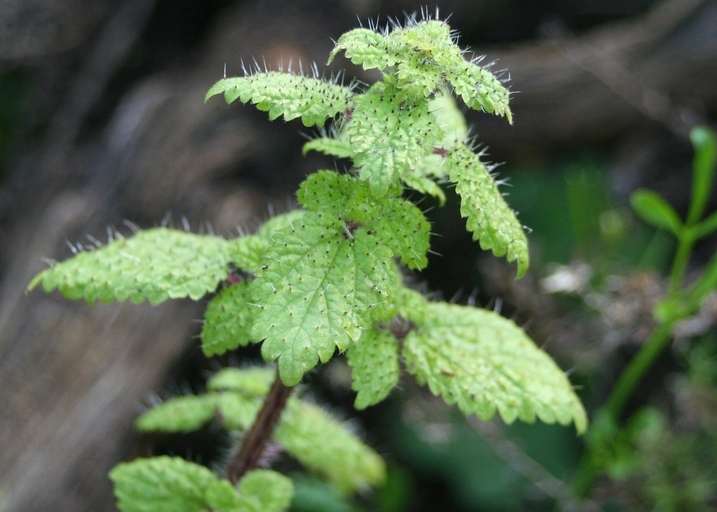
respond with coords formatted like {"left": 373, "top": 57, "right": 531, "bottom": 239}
{"left": 28, "top": 228, "right": 230, "bottom": 305}
{"left": 402, "top": 298, "right": 587, "bottom": 434}
{"left": 249, "top": 212, "right": 397, "bottom": 386}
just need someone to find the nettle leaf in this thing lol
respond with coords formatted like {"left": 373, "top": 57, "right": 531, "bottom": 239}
{"left": 110, "top": 456, "right": 231, "bottom": 512}
{"left": 201, "top": 281, "right": 255, "bottom": 356}
{"left": 207, "top": 366, "right": 275, "bottom": 395}
{"left": 276, "top": 401, "right": 386, "bottom": 493}
{"left": 206, "top": 72, "right": 353, "bottom": 127}
{"left": 346, "top": 326, "right": 400, "bottom": 409}
{"left": 402, "top": 300, "right": 588, "bottom": 434}
{"left": 135, "top": 392, "right": 261, "bottom": 433}
{"left": 446, "top": 60, "right": 512, "bottom": 122}
{"left": 302, "top": 136, "right": 354, "bottom": 159}
{"left": 329, "top": 20, "right": 512, "bottom": 120}
{"left": 447, "top": 144, "right": 529, "bottom": 277}
{"left": 349, "top": 83, "right": 442, "bottom": 195}
{"left": 389, "top": 20, "right": 464, "bottom": 101}
{"left": 328, "top": 28, "right": 396, "bottom": 70}
{"left": 135, "top": 394, "right": 218, "bottom": 433}
{"left": 28, "top": 228, "right": 230, "bottom": 305}
{"left": 298, "top": 171, "right": 431, "bottom": 269}
{"left": 249, "top": 212, "right": 397, "bottom": 386}
{"left": 111, "top": 457, "right": 290, "bottom": 512}
{"left": 228, "top": 210, "right": 307, "bottom": 272}
{"left": 237, "top": 469, "right": 294, "bottom": 512}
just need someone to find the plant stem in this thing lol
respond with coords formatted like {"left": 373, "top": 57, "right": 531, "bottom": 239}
{"left": 227, "top": 370, "right": 294, "bottom": 484}
{"left": 602, "top": 321, "right": 674, "bottom": 420}
{"left": 573, "top": 320, "right": 675, "bottom": 496}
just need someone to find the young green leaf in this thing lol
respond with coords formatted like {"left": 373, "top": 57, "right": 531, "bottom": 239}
{"left": 298, "top": 171, "right": 431, "bottom": 269}
{"left": 402, "top": 300, "right": 588, "bottom": 434}
{"left": 329, "top": 20, "right": 512, "bottom": 120}
{"left": 110, "top": 457, "right": 291, "bottom": 512}
{"left": 687, "top": 125, "right": 717, "bottom": 226}
{"left": 228, "top": 210, "right": 307, "bottom": 272}
{"left": 249, "top": 212, "right": 397, "bottom": 386}
{"left": 135, "top": 392, "right": 261, "bottom": 433}
{"left": 346, "top": 326, "right": 400, "bottom": 409}
{"left": 630, "top": 189, "right": 683, "bottom": 236}
{"left": 201, "top": 281, "right": 255, "bottom": 356}
{"left": 327, "top": 27, "right": 396, "bottom": 70}
{"left": 206, "top": 72, "right": 353, "bottom": 127}
{"left": 207, "top": 366, "right": 275, "bottom": 395}
{"left": 302, "top": 136, "right": 354, "bottom": 159}
{"left": 447, "top": 144, "right": 529, "bottom": 277}
{"left": 28, "top": 228, "right": 230, "bottom": 305}
{"left": 237, "top": 469, "right": 294, "bottom": 512}
{"left": 349, "top": 83, "right": 442, "bottom": 195}
{"left": 276, "top": 401, "right": 386, "bottom": 493}
{"left": 110, "top": 456, "right": 231, "bottom": 512}
{"left": 135, "top": 394, "right": 219, "bottom": 433}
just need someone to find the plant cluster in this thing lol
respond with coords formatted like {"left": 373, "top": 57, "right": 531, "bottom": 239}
{"left": 29, "top": 14, "right": 587, "bottom": 511}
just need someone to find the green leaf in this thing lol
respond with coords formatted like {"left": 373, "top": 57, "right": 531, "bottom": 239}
{"left": 135, "top": 392, "right": 262, "bottom": 433}
{"left": 135, "top": 394, "right": 218, "bottom": 433}
{"left": 328, "top": 28, "right": 396, "bottom": 70}
{"left": 249, "top": 212, "right": 397, "bottom": 386}
{"left": 201, "top": 281, "right": 255, "bottom": 356}
{"left": 227, "top": 236, "right": 269, "bottom": 273}
{"left": 28, "top": 228, "right": 230, "bottom": 305}
{"left": 206, "top": 72, "right": 353, "bottom": 127}
{"left": 402, "top": 172, "right": 446, "bottom": 204}
{"left": 349, "top": 83, "right": 442, "bottom": 195}
{"left": 276, "top": 401, "right": 386, "bottom": 493}
{"left": 346, "top": 326, "right": 400, "bottom": 409}
{"left": 447, "top": 144, "right": 529, "bottom": 277}
{"left": 446, "top": 60, "right": 512, "bottom": 122}
{"left": 298, "top": 171, "right": 431, "bottom": 269}
{"left": 207, "top": 367, "right": 275, "bottom": 395}
{"left": 238, "top": 469, "right": 294, "bottom": 512}
{"left": 630, "top": 189, "right": 683, "bottom": 235}
{"left": 329, "top": 21, "right": 512, "bottom": 120}
{"left": 402, "top": 300, "right": 588, "bottom": 434}
{"left": 429, "top": 91, "right": 469, "bottom": 148}
{"left": 302, "top": 136, "right": 354, "bottom": 159}
{"left": 228, "top": 211, "right": 307, "bottom": 272}
{"left": 687, "top": 125, "right": 717, "bottom": 225}
{"left": 110, "top": 456, "right": 227, "bottom": 512}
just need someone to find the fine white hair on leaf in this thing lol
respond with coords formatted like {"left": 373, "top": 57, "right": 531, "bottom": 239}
{"left": 181, "top": 216, "right": 190, "bottom": 232}
{"left": 122, "top": 219, "right": 141, "bottom": 234}
{"left": 86, "top": 233, "right": 102, "bottom": 248}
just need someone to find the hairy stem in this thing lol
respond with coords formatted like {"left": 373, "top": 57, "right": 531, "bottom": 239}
{"left": 227, "top": 371, "right": 294, "bottom": 484}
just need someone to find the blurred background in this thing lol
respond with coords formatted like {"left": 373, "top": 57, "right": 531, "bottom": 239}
{"left": 0, "top": 0, "right": 716, "bottom": 510}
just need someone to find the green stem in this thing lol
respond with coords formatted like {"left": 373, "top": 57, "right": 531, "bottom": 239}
{"left": 226, "top": 370, "right": 294, "bottom": 484}
{"left": 668, "top": 231, "right": 695, "bottom": 294}
{"left": 573, "top": 321, "right": 675, "bottom": 496}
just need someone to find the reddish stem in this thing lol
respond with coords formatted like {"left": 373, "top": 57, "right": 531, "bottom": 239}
{"left": 226, "top": 370, "right": 294, "bottom": 483}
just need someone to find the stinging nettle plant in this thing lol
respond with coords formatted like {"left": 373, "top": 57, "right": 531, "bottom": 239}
{"left": 29, "top": 13, "right": 587, "bottom": 512}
